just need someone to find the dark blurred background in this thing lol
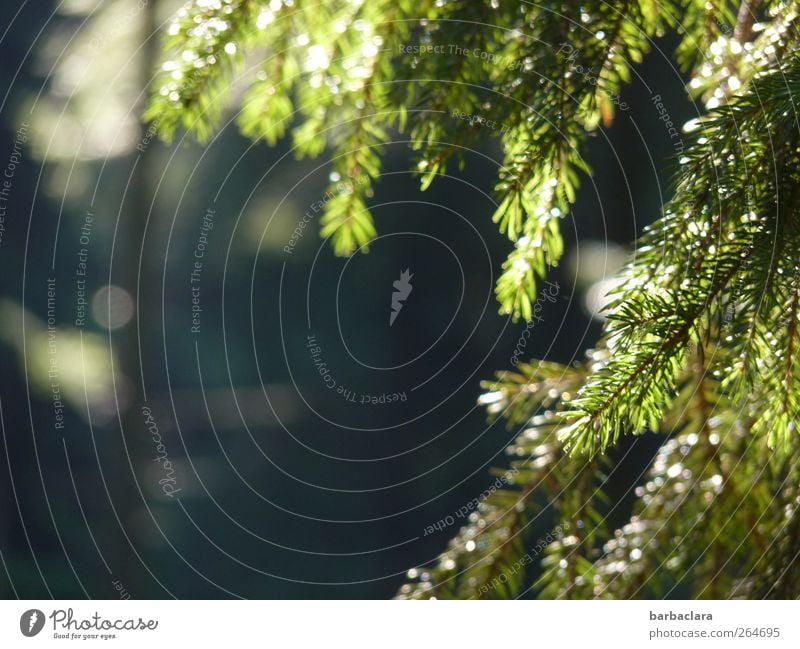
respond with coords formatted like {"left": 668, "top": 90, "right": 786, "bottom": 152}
{"left": 0, "top": 0, "right": 696, "bottom": 598}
